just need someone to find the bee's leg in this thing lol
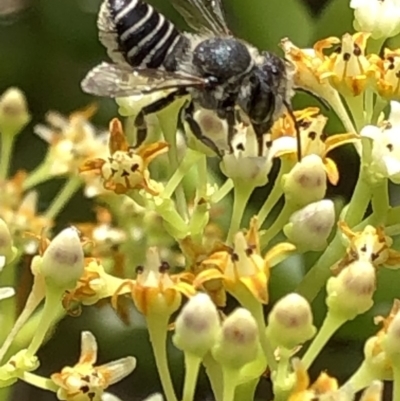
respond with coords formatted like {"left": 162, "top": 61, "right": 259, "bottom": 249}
{"left": 183, "top": 102, "right": 223, "bottom": 157}
{"left": 132, "top": 89, "right": 188, "bottom": 148}
{"left": 253, "top": 123, "right": 272, "bottom": 157}
{"left": 283, "top": 100, "right": 301, "bottom": 161}
{"left": 225, "top": 107, "right": 236, "bottom": 153}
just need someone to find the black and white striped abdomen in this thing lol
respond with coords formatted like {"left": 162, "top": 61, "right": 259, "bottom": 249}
{"left": 108, "top": 0, "right": 182, "bottom": 69}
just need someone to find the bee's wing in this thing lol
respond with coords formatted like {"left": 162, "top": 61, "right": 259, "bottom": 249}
{"left": 81, "top": 62, "right": 207, "bottom": 98}
{"left": 171, "top": 0, "right": 230, "bottom": 35}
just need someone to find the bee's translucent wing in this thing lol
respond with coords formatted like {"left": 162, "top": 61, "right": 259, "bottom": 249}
{"left": 171, "top": 0, "right": 230, "bottom": 35}
{"left": 81, "top": 62, "right": 207, "bottom": 97}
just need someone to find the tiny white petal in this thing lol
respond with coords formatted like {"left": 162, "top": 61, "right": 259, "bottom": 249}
{"left": 0, "top": 287, "right": 15, "bottom": 301}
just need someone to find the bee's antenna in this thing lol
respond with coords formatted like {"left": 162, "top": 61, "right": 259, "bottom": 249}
{"left": 283, "top": 100, "right": 301, "bottom": 161}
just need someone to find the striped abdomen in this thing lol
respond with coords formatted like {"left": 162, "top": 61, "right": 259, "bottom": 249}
{"left": 108, "top": 0, "right": 183, "bottom": 70}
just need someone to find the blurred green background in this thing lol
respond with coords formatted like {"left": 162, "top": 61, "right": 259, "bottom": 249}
{"left": 0, "top": 0, "right": 397, "bottom": 400}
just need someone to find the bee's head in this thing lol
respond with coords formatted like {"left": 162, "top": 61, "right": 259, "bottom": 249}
{"left": 239, "top": 52, "right": 292, "bottom": 130}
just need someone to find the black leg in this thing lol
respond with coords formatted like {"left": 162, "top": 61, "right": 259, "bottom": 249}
{"left": 283, "top": 100, "right": 301, "bottom": 161}
{"left": 183, "top": 102, "right": 223, "bottom": 158}
{"left": 225, "top": 107, "right": 236, "bottom": 153}
{"left": 132, "top": 88, "right": 187, "bottom": 148}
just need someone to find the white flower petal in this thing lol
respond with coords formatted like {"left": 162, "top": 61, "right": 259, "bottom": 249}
{"left": 0, "top": 287, "right": 15, "bottom": 301}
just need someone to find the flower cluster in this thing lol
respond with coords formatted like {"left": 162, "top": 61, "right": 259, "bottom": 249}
{"left": 2, "top": 1, "right": 400, "bottom": 401}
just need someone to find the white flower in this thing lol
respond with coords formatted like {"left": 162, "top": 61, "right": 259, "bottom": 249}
{"left": 350, "top": 0, "right": 400, "bottom": 39}
{"left": 0, "top": 287, "right": 15, "bottom": 301}
{"left": 360, "top": 101, "right": 400, "bottom": 184}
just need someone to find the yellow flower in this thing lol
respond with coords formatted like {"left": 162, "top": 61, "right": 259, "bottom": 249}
{"left": 34, "top": 104, "right": 108, "bottom": 177}
{"left": 80, "top": 118, "right": 168, "bottom": 196}
{"left": 332, "top": 222, "right": 400, "bottom": 274}
{"left": 319, "top": 32, "right": 376, "bottom": 96}
{"left": 111, "top": 247, "right": 195, "bottom": 316}
{"left": 280, "top": 38, "right": 341, "bottom": 105}
{"left": 272, "top": 108, "right": 358, "bottom": 184}
{"left": 194, "top": 217, "right": 295, "bottom": 305}
{"left": 51, "top": 331, "right": 136, "bottom": 401}
{"left": 369, "top": 48, "right": 400, "bottom": 100}
{"left": 288, "top": 359, "right": 339, "bottom": 401}
{"left": 62, "top": 259, "right": 124, "bottom": 317}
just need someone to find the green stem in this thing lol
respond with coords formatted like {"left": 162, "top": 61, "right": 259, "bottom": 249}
{"left": 257, "top": 159, "right": 290, "bottom": 227}
{"left": 182, "top": 353, "right": 201, "bottom": 401}
{"left": 364, "top": 89, "right": 375, "bottom": 125}
{"left": 273, "top": 348, "right": 292, "bottom": 401}
{"left": 330, "top": 93, "right": 357, "bottom": 134}
{"left": 221, "top": 368, "right": 239, "bottom": 401}
{"left": 260, "top": 203, "right": 294, "bottom": 248}
{"left": 147, "top": 315, "right": 178, "bottom": 401}
{"left": 344, "top": 362, "right": 376, "bottom": 393}
{"left": 196, "top": 153, "right": 208, "bottom": 199}
{"left": 393, "top": 364, "right": 400, "bottom": 401}
{"left": 159, "top": 108, "right": 188, "bottom": 221}
{"left": 26, "top": 287, "right": 64, "bottom": 359}
{"left": 17, "top": 371, "right": 58, "bottom": 392}
{"left": 0, "top": 133, "right": 14, "bottom": 180}
{"left": 367, "top": 37, "right": 385, "bottom": 56}
{"left": 371, "top": 96, "right": 388, "bottom": 125}
{"left": 226, "top": 182, "right": 254, "bottom": 244}
{"left": 301, "top": 312, "right": 344, "bottom": 370}
{"left": 163, "top": 150, "right": 202, "bottom": 199}
{"left": 203, "top": 354, "right": 223, "bottom": 401}
{"left": 22, "top": 163, "right": 53, "bottom": 190}
{"left": 44, "top": 176, "right": 83, "bottom": 220}
{"left": 369, "top": 180, "right": 389, "bottom": 225}
{"left": 211, "top": 179, "right": 234, "bottom": 204}
{"left": 345, "top": 95, "right": 365, "bottom": 132}
{"left": 233, "top": 379, "right": 258, "bottom": 401}
{"left": 296, "top": 172, "right": 371, "bottom": 302}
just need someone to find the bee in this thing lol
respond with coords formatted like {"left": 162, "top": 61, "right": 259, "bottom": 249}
{"left": 81, "top": 0, "right": 299, "bottom": 157}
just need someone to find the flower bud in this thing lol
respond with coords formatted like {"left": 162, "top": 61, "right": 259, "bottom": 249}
{"left": 350, "top": 0, "right": 400, "bottom": 39}
{"left": 360, "top": 381, "right": 383, "bottom": 401}
{"left": 326, "top": 260, "right": 376, "bottom": 321}
{"left": 282, "top": 155, "right": 327, "bottom": 209}
{"left": 0, "top": 218, "right": 17, "bottom": 269}
{"left": 363, "top": 336, "right": 392, "bottom": 380}
{"left": 266, "top": 293, "right": 316, "bottom": 350}
{"left": 40, "top": 228, "right": 84, "bottom": 290}
{"left": 0, "top": 87, "right": 31, "bottom": 135}
{"left": 212, "top": 308, "right": 259, "bottom": 370}
{"left": 102, "top": 393, "right": 124, "bottom": 401}
{"left": 283, "top": 200, "right": 335, "bottom": 251}
{"left": 382, "top": 311, "right": 400, "bottom": 364}
{"left": 173, "top": 293, "right": 220, "bottom": 358}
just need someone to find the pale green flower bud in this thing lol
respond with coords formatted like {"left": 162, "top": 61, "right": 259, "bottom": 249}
{"left": 283, "top": 200, "right": 335, "bottom": 251}
{"left": 350, "top": 0, "right": 400, "bottom": 39}
{"left": 326, "top": 260, "right": 376, "bottom": 321}
{"left": 266, "top": 293, "right": 316, "bottom": 350}
{"left": 173, "top": 293, "right": 220, "bottom": 358}
{"left": 0, "top": 218, "right": 17, "bottom": 269}
{"left": 282, "top": 155, "right": 327, "bottom": 209}
{"left": 212, "top": 308, "right": 258, "bottom": 370}
{"left": 102, "top": 393, "right": 124, "bottom": 401}
{"left": 40, "top": 228, "right": 84, "bottom": 290}
{"left": 0, "top": 87, "right": 31, "bottom": 135}
{"left": 382, "top": 311, "right": 400, "bottom": 364}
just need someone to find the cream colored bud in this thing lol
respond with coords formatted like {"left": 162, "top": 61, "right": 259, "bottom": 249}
{"left": 282, "top": 155, "right": 327, "bottom": 208}
{"left": 0, "top": 218, "right": 17, "bottom": 269}
{"left": 351, "top": 0, "right": 400, "bottom": 39}
{"left": 102, "top": 393, "right": 124, "bottom": 401}
{"left": 0, "top": 87, "right": 30, "bottom": 135}
{"left": 326, "top": 260, "right": 376, "bottom": 321}
{"left": 212, "top": 308, "right": 259, "bottom": 370}
{"left": 283, "top": 200, "right": 335, "bottom": 251}
{"left": 40, "top": 228, "right": 84, "bottom": 290}
{"left": 363, "top": 336, "right": 393, "bottom": 380}
{"left": 382, "top": 311, "right": 400, "bottom": 364}
{"left": 173, "top": 293, "right": 220, "bottom": 358}
{"left": 360, "top": 381, "right": 384, "bottom": 401}
{"left": 266, "top": 293, "right": 316, "bottom": 350}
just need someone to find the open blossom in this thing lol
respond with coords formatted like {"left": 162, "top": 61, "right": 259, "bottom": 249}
{"left": 35, "top": 104, "right": 108, "bottom": 177}
{"left": 194, "top": 217, "right": 296, "bottom": 305}
{"left": 369, "top": 48, "right": 400, "bottom": 100}
{"left": 111, "top": 247, "right": 195, "bottom": 316}
{"left": 280, "top": 38, "right": 341, "bottom": 106}
{"left": 80, "top": 118, "right": 168, "bottom": 196}
{"left": 360, "top": 101, "right": 400, "bottom": 184}
{"left": 350, "top": 0, "right": 400, "bottom": 39}
{"left": 51, "top": 331, "right": 136, "bottom": 401}
{"left": 319, "top": 32, "right": 375, "bottom": 96}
